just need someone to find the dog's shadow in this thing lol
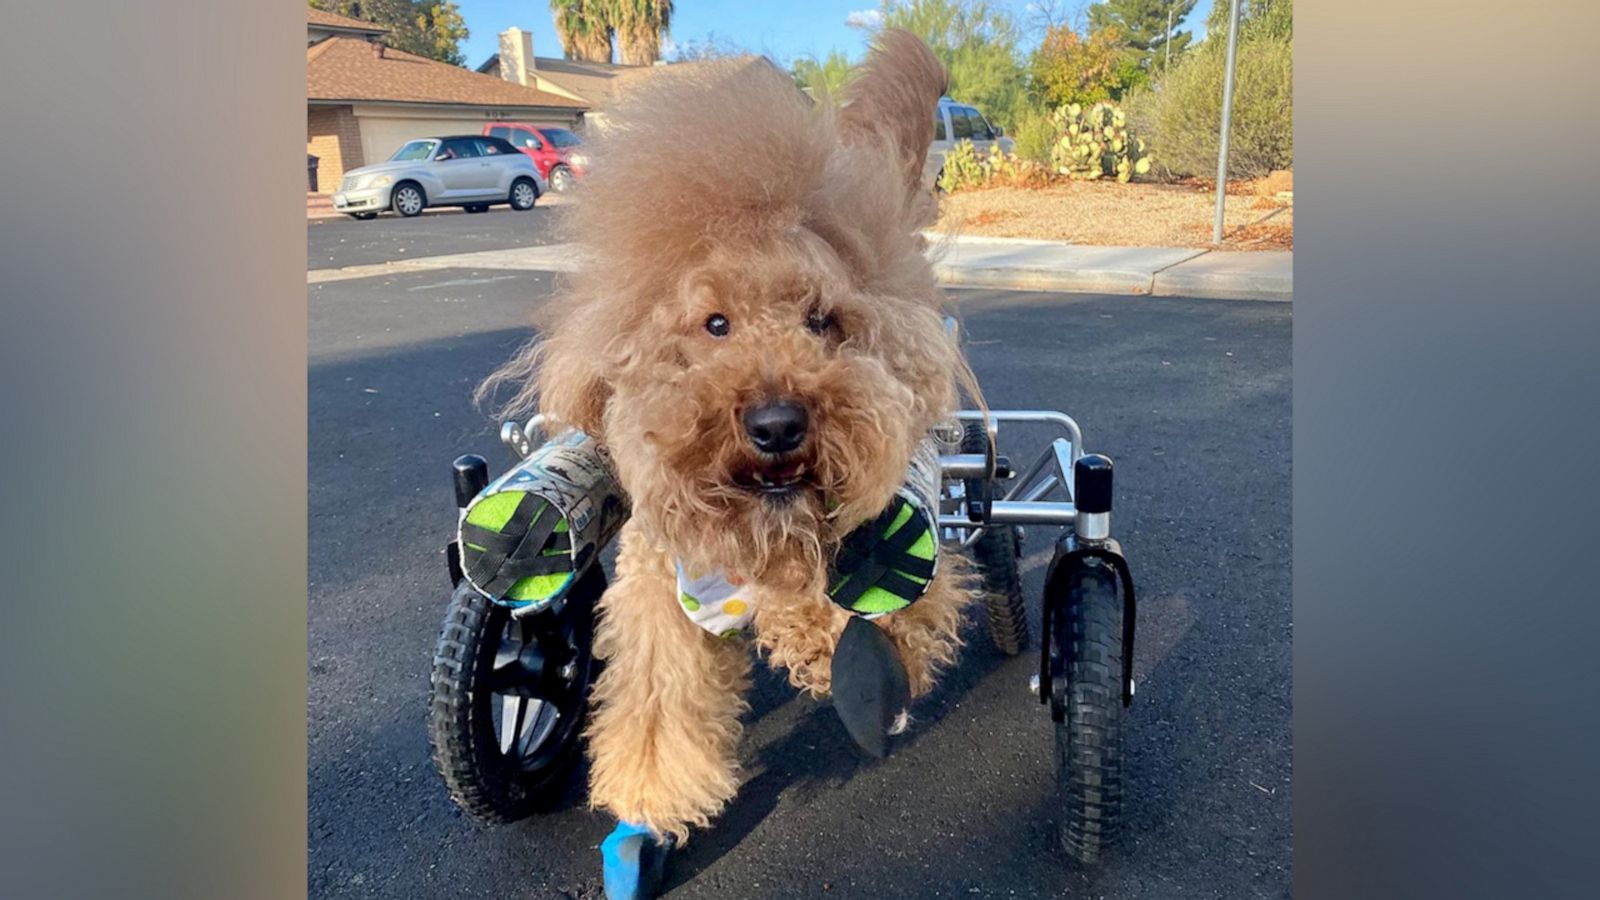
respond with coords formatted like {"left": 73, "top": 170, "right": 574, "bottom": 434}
{"left": 663, "top": 619, "right": 1008, "bottom": 889}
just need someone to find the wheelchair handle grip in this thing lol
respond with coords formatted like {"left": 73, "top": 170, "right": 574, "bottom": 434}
{"left": 452, "top": 454, "right": 489, "bottom": 509}
{"left": 1074, "top": 454, "right": 1113, "bottom": 515}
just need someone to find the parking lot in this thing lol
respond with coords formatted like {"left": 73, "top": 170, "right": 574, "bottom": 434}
{"left": 308, "top": 221, "right": 1292, "bottom": 898}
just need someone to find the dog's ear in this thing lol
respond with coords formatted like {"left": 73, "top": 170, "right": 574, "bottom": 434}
{"left": 836, "top": 29, "right": 949, "bottom": 193}
{"left": 534, "top": 328, "right": 612, "bottom": 438}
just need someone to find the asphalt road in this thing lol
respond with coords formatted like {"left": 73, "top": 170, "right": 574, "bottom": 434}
{"left": 309, "top": 258, "right": 1291, "bottom": 899}
{"left": 308, "top": 203, "right": 571, "bottom": 270}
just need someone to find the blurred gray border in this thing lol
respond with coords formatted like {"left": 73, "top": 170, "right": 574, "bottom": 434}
{"left": 3, "top": 2, "right": 1600, "bottom": 899}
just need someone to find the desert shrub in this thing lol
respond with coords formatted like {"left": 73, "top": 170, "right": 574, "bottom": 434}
{"left": 1050, "top": 101, "right": 1152, "bottom": 182}
{"left": 1125, "top": 36, "right": 1292, "bottom": 179}
{"left": 1009, "top": 107, "right": 1058, "bottom": 164}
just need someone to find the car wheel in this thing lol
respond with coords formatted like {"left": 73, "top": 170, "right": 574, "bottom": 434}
{"left": 549, "top": 165, "right": 574, "bottom": 193}
{"left": 392, "top": 182, "right": 425, "bottom": 218}
{"left": 510, "top": 178, "right": 538, "bottom": 211}
{"left": 464, "top": 204, "right": 489, "bottom": 214}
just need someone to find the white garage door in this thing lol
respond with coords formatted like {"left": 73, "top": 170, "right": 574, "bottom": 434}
{"left": 356, "top": 112, "right": 491, "bottom": 167}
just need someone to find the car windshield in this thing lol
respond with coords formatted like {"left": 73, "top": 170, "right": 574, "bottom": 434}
{"left": 542, "top": 128, "right": 582, "bottom": 148}
{"left": 389, "top": 140, "right": 437, "bottom": 162}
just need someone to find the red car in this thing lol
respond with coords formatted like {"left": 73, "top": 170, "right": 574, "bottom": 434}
{"left": 482, "top": 122, "right": 585, "bottom": 192}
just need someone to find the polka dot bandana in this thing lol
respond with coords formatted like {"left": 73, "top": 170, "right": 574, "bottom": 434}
{"left": 674, "top": 560, "right": 755, "bottom": 638}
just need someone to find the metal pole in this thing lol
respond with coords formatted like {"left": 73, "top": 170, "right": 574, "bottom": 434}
{"left": 1166, "top": 6, "right": 1173, "bottom": 72}
{"left": 1212, "top": 0, "right": 1243, "bottom": 244}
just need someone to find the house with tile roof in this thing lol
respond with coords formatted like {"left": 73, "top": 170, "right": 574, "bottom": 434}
{"left": 475, "top": 27, "right": 648, "bottom": 112}
{"left": 306, "top": 9, "right": 589, "bottom": 194}
{"left": 475, "top": 26, "right": 793, "bottom": 130}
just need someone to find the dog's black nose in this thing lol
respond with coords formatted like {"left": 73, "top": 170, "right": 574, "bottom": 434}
{"left": 743, "top": 400, "right": 809, "bottom": 454}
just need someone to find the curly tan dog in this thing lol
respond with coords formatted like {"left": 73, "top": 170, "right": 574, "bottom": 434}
{"left": 482, "top": 30, "right": 980, "bottom": 847}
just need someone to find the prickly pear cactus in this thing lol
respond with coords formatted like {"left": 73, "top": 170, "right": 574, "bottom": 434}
{"left": 938, "top": 140, "right": 986, "bottom": 192}
{"left": 1050, "top": 102, "right": 1152, "bottom": 183}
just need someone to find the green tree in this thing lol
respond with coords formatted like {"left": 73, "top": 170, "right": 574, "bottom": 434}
{"left": 1087, "top": 0, "right": 1196, "bottom": 69}
{"left": 791, "top": 49, "right": 854, "bottom": 101}
{"left": 1028, "top": 24, "right": 1146, "bottom": 107}
{"left": 870, "top": 0, "right": 1028, "bottom": 129}
{"left": 309, "top": 1, "right": 470, "bottom": 66}
{"left": 1124, "top": 0, "right": 1292, "bottom": 178}
{"left": 615, "top": 0, "right": 674, "bottom": 66}
{"left": 550, "top": 0, "right": 614, "bottom": 62}
{"left": 1204, "top": 0, "right": 1292, "bottom": 43}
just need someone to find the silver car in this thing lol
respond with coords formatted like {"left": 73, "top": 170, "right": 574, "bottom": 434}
{"left": 333, "top": 135, "right": 548, "bottom": 220}
{"left": 925, "top": 96, "right": 1015, "bottom": 190}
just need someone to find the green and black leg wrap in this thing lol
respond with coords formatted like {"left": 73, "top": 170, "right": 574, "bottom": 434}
{"left": 458, "top": 491, "right": 577, "bottom": 607}
{"left": 827, "top": 493, "right": 937, "bottom": 617}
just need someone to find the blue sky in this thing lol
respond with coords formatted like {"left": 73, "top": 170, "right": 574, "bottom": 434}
{"left": 453, "top": 1, "right": 1214, "bottom": 69}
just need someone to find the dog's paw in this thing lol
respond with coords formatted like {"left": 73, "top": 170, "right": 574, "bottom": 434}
{"left": 601, "top": 820, "right": 674, "bottom": 900}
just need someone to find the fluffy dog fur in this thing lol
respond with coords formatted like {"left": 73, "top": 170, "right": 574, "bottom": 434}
{"left": 481, "top": 30, "right": 981, "bottom": 843}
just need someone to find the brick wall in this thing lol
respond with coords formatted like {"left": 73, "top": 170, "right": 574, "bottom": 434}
{"left": 306, "top": 105, "right": 364, "bottom": 193}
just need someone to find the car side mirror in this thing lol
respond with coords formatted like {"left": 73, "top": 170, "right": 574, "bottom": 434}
{"left": 993, "top": 126, "right": 1004, "bottom": 137}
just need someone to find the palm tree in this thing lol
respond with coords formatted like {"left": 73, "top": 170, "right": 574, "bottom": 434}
{"left": 614, "top": 0, "right": 673, "bottom": 66}
{"left": 551, "top": 0, "right": 614, "bottom": 63}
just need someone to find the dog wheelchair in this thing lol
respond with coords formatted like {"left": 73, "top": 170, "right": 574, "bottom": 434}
{"left": 427, "top": 356, "right": 1137, "bottom": 882}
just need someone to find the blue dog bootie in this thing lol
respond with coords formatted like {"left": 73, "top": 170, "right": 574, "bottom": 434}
{"left": 601, "top": 819, "right": 674, "bottom": 900}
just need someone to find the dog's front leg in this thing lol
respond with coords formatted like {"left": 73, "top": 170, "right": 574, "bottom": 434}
{"left": 874, "top": 560, "right": 975, "bottom": 698}
{"left": 586, "top": 523, "right": 751, "bottom": 844}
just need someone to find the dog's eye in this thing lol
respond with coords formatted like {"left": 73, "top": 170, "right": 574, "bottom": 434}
{"left": 705, "top": 313, "right": 730, "bottom": 337}
{"left": 805, "top": 308, "right": 837, "bottom": 335}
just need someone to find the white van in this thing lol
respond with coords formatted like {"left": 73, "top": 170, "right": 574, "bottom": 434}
{"left": 926, "top": 96, "right": 1015, "bottom": 189}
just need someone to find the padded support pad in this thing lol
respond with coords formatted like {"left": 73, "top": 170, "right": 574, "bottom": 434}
{"left": 831, "top": 616, "right": 911, "bottom": 758}
{"left": 459, "top": 491, "right": 574, "bottom": 605}
{"left": 827, "top": 493, "right": 936, "bottom": 616}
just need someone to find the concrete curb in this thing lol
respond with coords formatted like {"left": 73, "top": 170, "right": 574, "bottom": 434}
{"left": 1150, "top": 251, "right": 1293, "bottom": 301}
{"left": 308, "top": 234, "right": 1292, "bottom": 301}
{"left": 925, "top": 233, "right": 1291, "bottom": 301}
{"left": 308, "top": 194, "right": 574, "bottom": 221}
{"left": 933, "top": 263, "right": 1160, "bottom": 295}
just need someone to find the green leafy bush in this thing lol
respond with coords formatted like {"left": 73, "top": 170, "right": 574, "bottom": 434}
{"left": 1009, "top": 107, "right": 1058, "bottom": 164}
{"left": 1050, "top": 101, "right": 1152, "bottom": 182}
{"left": 1124, "top": 36, "right": 1292, "bottom": 179}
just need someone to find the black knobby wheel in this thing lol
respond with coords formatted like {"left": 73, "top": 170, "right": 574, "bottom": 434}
{"left": 428, "top": 566, "right": 603, "bottom": 824}
{"left": 961, "top": 421, "right": 1028, "bottom": 654}
{"left": 1051, "top": 559, "right": 1124, "bottom": 864}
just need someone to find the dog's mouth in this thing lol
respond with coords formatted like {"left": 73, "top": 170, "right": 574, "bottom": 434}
{"left": 732, "top": 458, "right": 815, "bottom": 500}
